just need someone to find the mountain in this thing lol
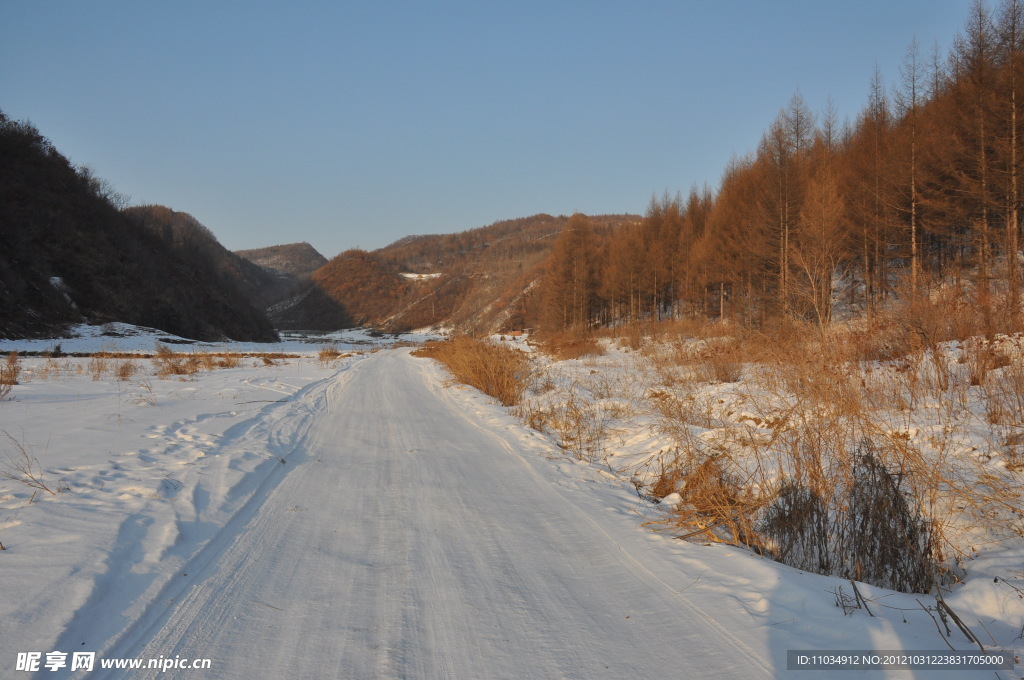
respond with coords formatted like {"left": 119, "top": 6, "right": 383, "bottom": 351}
{"left": 272, "top": 249, "right": 405, "bottom": 330}
{"left": 235, "top": 242, "right": 327, "bottom": 279}
{"left": 233, "top": 242, "right": 328, "bottom": 320}
{"left": 278, "top": 214, "right": 639, "bottom": 332}
{"left": 124, "top": 205, "right": 287, "bottom": 332}
{"left": 0, "top": 111, "right": 277, "bottom": 342}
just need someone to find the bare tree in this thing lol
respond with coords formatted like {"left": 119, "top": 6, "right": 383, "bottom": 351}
{"left": 793, "top": 164, "right": 849, "bottom": 330}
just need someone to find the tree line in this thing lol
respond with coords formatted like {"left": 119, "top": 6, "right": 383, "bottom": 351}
{"left": 534, "top": 0, "right": 1024, "bottom": 336}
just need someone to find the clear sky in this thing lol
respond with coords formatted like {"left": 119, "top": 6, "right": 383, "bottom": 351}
{"left": 2, "top": 1, "right": 974, "bottom": 259}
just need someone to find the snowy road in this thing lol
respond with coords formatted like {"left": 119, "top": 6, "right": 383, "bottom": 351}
{"left": 98, "top": 350, "right": 775, "bottom": 679}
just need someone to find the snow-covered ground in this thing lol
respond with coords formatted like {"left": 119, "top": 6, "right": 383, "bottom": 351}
{"left": 400, "top": 272, "right": 443, "bottom": 281}
{"left": 0, "top": 329, "right": 1020, "bottom": 678}
{"left": 0, "top": 322, "right": 433, "bottom": 356}
{"left": 507, "top": 335, "right": 1024, "bottom": 677}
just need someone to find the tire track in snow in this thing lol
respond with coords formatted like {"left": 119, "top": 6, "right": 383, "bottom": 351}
{"left": 65, "top": 366, "right": 349, "bottom": 678}
{"left": 92, "top": 350, "right": 779, "bottom": 679}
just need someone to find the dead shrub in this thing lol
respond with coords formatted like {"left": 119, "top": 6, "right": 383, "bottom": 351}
{"left": 541, "top": 389, "right": 610, "bottom": 461}
{"left": 115, "top": 358, "right": 138, "bottom": 381}
{"left": 643, "top": 334, "right": 746, "bottom": 385}
{"left": 670, "top": 456, "right": 766, "bottom": 547}
{"left": 216, "top": 353, "right": 241, "bottom": 369}
{"left": 647, "top": 387, "right": 717, "bottom": 434}
{"left": 647, "top": 453, "right": 685, "bottom": 500}
{"left": 963, "top": 337, "right": 1011, "bottom": 387}
{"left": 130, "top": 379, "right": 156, "bottom": 407}
{"left": 982, "top": 353, "right": 1024, "bottom": 444}
{"left": 0, "top": 353, "right": 20, "bottom": 399}
{"left": 317, "top": 343, "right": 343, "bottom": 366}
{"left": 414, "top": 336, "right": 533, "bottom": 406}
{"left": 540, "top": 330, "right": 604, "bottom": 361}
{"left": 757, "top": 440, "right": 939, "bottom": 593}
{"left": 1, "top": 352, "right": 21, "bottom": 385}
{"left": 759, "top": 480, "right": 831, "bottom": 572}
{"left": 843, "top": 322, "right": 919, "bottom": 362}
{"left": 604, "top": 321, "right": 648, "bottom": 351}
{"left": 656, "top": 316, "right": 721, "bottom": 341}
{"left": 750, "top": 348, "right": 863, "bottom": 422}
{"left": 1, "top": 429, "right": 59, "bottom": 498}
{"left": 513, "top": 401, "right": 550, "bottom": 433}
{"left": 686, "top": 339, "right": 743, "bottom": 384}
{"left": 152, "top": 343, "right": 199, "bottom": 377}
{"left": 36, "top": 357, "right": 74, "bottom": 381}
{"left": 87, "top": 355, "right": 110, "bottom": 380}
{"left": 844, "top": 444, "right": 937, "bottom": 592}
{"left": 896, "top": 284, "right": 977, "bottom": 345}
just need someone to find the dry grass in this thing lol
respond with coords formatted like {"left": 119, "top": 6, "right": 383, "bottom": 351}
{"left": 0, "top": 352, "right": 20, "bottom": 399}
{"left": 88, "top": 354, "right": 110, "bottom": 380}
{"left": 630, "top": 307, "right": 1024, "bottom": 593}
{"left": 414, "top": 336, "right": 533, "bottom": 406}
{"left": 538, "top": 330, "right": 605, "bottom": 361}
{"left": 516, "top": 385, "right": 612, "bottom": 461}
{"left": 114, "top": 358, "right": 138, "bottom": 381}
{"left": 152, "top": 343, "right": 200, "bottom": 377}
{"left": 642, "top": 333, "right": 749, "bottom": 386}
{"left": 150, "top": 343, "right": 252, "bottom": 378}
{"left": 129, "top": 379, "right": 156, "bottom": 407}
{"left": 666, "top": 456, "right": 768, "bottom": 548}
{"left": 1, "top": 429, "right": 61, "bottom": 499}
{"left": 316, "top": 343, "right": 344, "bottom": 366}
{"left": 646, "top": 453, "right": 685, "bottom": 500}
{"left": 34, "top": 358, "right": 70, "bottom": 381}
{"left": 1, "top": 352, "right": 21, "bottom": 385}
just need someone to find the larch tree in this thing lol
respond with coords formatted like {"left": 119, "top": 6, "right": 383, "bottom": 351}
{"left": 997, "top": 0, "right": 1024, "bottom": 320}
{"left": 895, "top": 38, "right": 926, "bottom": 298}
{"left": 792, "top": 147, "right": 849, "bottom": 330}
{"left": 540, "top": 213, "right": 598, "bottom": 331}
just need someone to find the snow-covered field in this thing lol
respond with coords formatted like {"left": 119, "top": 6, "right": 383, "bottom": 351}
{"left": 0, "top": 322, "right": 428, "bottom": 356}
{"left": 0, "top": 327, "right": 1021, "bottom": 678}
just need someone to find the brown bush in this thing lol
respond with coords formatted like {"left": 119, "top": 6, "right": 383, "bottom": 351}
{"left": 152, "top": 343, "right": 200, "bottom": 377}
{"left": 0, "top": 353, "right": 20, "bottom": 398}
{"left": 669, "top": 456, "right": 766, "bottom": 548}
{"left": 694, "top": 339, "right": 744, "bottom": 384}
{"left": 647, "top": 455, "right": 685, "bottom": 500}
{"left": 414, "top": 336, "right": 533, "bottom": 406}
{"left": 87, "top": 355, "right": 110, "bottom": 380}
{"left": 114, "top": 358, "right": 138, "bottom": 381}
{"left": 317, "top": 343, "right": 343, "bottom": 366}
{"left": 539, "top": 330, "right": 604, "bottom": 361}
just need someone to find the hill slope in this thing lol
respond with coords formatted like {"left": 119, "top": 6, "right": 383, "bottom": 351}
{"left": 0, "top": 112, "right": 277, "bottom": 341}
{"left": 235, "top": 242, "right": 327, "bottom": 279}
{"left": 278, "top": 214, "right": 638, "bottom": 332}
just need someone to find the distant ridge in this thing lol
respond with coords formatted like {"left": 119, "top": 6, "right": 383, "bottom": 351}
{"left": 235, "top": 242, "right": 327, "bottom": 279}
{"left": 276, "top": 213, "right": 639, "bottom": 333}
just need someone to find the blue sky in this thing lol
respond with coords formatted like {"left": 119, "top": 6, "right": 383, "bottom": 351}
{"left": 2, "top": 1, "right": 973, "bottom": 258}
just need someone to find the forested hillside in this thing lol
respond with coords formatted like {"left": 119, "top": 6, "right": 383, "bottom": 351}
{"left": 276, "top": 214, "right": 638, "bottom": 332}
{"left": 298, "top": 1, "right": 1024, "bottom": 337}
{"left": 0, "top": 112, "right": 277, "bottom": 341}
{"left": 525, "top": 0, "right": 1024, "bottom": 338}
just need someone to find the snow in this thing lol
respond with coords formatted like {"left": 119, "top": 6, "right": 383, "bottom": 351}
{"left": 0, "top": 322, "right": 437, "bottom": 355}
{"left": 0, "top": 330, "right": 1020, "bottom": 678}
{"left": 400, "top": 272, "right": 443, "bottom": 280}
